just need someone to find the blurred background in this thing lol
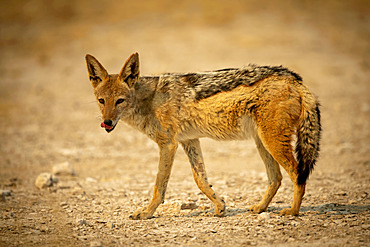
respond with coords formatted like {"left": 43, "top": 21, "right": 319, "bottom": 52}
{"left": 0, "top": 0, "right": 369, "bottom": 182}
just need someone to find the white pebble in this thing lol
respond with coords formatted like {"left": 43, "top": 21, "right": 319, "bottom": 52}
{"left": 258, "top": 212, "right": 271, "bottom": 220}
{"left": 1, "top": 190, "right": 11, "bottom": 196}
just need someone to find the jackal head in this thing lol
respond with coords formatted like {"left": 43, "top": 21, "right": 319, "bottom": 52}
{"left": 85, "top": 53, "right": 139, "bottom": 133}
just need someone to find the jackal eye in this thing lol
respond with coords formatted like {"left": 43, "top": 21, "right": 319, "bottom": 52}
{"left": 116, "top": 98, "right": 125, "bottom": 105}
{"left": 98, "top": 98, "right": 105, "bottom": 104}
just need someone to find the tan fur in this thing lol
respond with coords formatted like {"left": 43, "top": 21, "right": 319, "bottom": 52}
{"left": 85, "top": 53, "right": 321, "bottom": 219}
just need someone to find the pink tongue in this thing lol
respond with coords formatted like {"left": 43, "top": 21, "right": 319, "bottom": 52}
{"left": 100, "top": 122, "right": 112, "bottom": 130}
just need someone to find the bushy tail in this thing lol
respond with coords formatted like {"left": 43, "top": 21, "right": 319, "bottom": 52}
{"left": 296, "top": 87, "right": 321, "bottom": 185}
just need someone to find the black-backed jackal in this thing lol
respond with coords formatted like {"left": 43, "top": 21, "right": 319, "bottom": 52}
{"left": 85, "top": 52, "right": 321, "bottom": 219}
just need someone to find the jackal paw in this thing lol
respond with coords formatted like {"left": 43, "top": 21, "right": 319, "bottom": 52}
{"left": 279, "top": 208, "right": 299, "bottom": 216}
{"left": 214, "top": 204, "right": 226, "bottom": 217}
{"left": 249, "top": 204, "right": 266, "bottom": 214}
{"left": 129, "top": 207, "right": 154, "bottom": 220}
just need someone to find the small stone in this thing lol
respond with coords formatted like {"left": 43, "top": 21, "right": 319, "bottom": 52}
{"left": 1, "top": 190, "right": 11, "bottom": 201}
{"left": 107, "top": 222, "right": 114, "bottom": 229}
{"left": 39, "top": 225, "right": 49, "bottom": 232}
{"left": 52, "top": 161, "right": 75, "bottom": 176}
{"left": 86, "top": 177, "right": 98, "bottom": 183}
{"left": 1, "top": 190, "right": 12, "bottom": 196}
{"left": 243, "top": 240, "right": 257, "bottom": 246}
{"left": 78, "top": 236, "right": 88, "bottom": 241}
{"left": 90, "top": 240, "right": 102, "bottom": 247}
{"left": 77, "top": 219, "right": 87, "bottom": 226}
{"left": 181, "top": 202, "right": 198, "bottom": 210}
{"left": 35, "top": 173, "right": 55, "bottom": 189}
{"left": 96, "top": 219, "right": 107, "bottom": 224}
{"left": 361, "top": 224, "right": 370, "bottom": 230}
{"left": 258, "top": 212, "right": 271, "bottom": 220}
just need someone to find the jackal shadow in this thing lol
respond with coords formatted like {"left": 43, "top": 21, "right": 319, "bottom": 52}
{"left": 183, "top": 203, "right": 369, "bottom": 218}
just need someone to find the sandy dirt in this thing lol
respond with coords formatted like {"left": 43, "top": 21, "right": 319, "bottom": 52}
{"left": 0, "top": 0, "right": 369, "bottom": 246}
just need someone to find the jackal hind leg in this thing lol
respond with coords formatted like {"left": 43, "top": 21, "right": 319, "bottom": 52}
{"left": 181, "top": 139, "right": 226, "bottom": 217}
{"left": 258, "top": 132, "right": 305, "bottom": 216}
{"left": 249, "top": 135, "right": 282, "bottom": 214}
{"left": 275, "top": 155, "right": 305, "bottom": 216}
{"left": 130, "top": 142, "right": 178, "bottom": 220}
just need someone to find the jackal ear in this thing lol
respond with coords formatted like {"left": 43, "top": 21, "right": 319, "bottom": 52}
{"left": 119, "top": 52, "right": 140, "bottom": 88}
{"left": 85, "top": 54, "right": 109, "bottom": 88}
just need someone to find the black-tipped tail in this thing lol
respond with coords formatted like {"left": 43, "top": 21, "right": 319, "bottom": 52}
{"left": 296, "top": 103, "right": 321, "bottom": 185}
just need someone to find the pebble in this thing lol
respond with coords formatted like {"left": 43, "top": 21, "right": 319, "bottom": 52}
{"left": 77, "top": 219, "right": 88, "bottom": 226}
{"left": 181, "top": 202, "right": 198, "bottom": 210}
{"left": 1, "top": 190, "right": 11, "bottom": 201}
{"left": 1, "top": 190, "right": 12, "bottom": 196}
{"left": 361, "top": 225, "right": 369, "bottom": 230}
{"left": 52, "top": 161, "right": 75, "bottom": 176}
{"left": 96, "top": 220, "right": 107, "bottom": 223}
{"left": 258, "top": 212, "right": 271, "bottom": 221}
{"left": 35, "top": 173, "right": 55, "bottom": 189}
{"left": 86, "top": 177, "right": 98, "bottom": 183}
{"left": 107, "top": 222, "right": 115, "bottom": 229}
{"left": 90, "top": 241, "right": 103, "bottom": 247}
{"left": 39, "top": 225, "right": 49, "bottom": 232}
{"left": 287, "top": 237, "right": 295, "bottom": 242}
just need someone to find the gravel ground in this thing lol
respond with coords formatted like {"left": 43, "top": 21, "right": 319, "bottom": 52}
{"left": 0, "top": 1, "right": 369, "bottom": 246}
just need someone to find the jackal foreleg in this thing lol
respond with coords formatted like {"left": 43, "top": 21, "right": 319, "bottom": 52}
{"left": 130, "top": 141, "right": 178, "bottom": 220}
{"left": 181, "top": 139, "right": 226, "bottom": 217}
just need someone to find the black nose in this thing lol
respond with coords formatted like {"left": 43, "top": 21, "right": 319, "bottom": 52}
{"left": 104, "top": 119, "right": 113, "bottom": 126}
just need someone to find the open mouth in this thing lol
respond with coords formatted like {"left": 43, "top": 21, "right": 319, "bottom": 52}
{"left": 100, "top": 122, "right": 117, "bottom": 133}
